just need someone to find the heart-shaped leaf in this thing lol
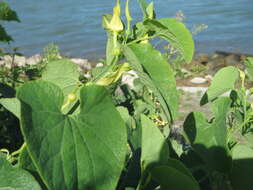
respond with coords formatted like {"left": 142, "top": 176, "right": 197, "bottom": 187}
{"left": 17, "top": 81, "right": 127, "bottom": 190}
{"left": 201, "top": 66, "right": 239, "bottom": 104}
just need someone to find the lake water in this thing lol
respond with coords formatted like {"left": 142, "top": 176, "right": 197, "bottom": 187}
{"left": 3, "top": 0, "right": 253, "bottom": 60}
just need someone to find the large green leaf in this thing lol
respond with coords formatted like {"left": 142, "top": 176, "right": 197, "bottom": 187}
{"left": 0, "top": 2, "right": 20, "bottom": 22}
{"left": 0, "top": 153, "right": 41, "bottom": 190}
{"left": 18, "top": 147, "right": 48, "bottom": 189}
{"left": 183, "top": 111, "right": 231, "bottom": 173}
{"left": 201, "top": 66, "right": 239, "bottom": 104}
{"left": 230, "top": 144, "right": 253, "bottom": 190}
{"left": 123, "top": 43, "right": 178, "bottom": 122}
{"left": 17, "top": 81, "right": 127, "bottom": 190}
{"left": 143, "top": 18, "right": 194, "bottom": 62}
{"left": 0, "top": 98, "right": 20, "bottom": 119}
{"left": 19, "top": 147, "right": 37, "bottom": 174}
{"left": 141, "top": 114, "right": 169, "bottom": 170}
{"left": 41, "top": 59, "right": 80, "bottom": 95}
{"left": 150, "top": 165, "right": 199, "bottom": 190}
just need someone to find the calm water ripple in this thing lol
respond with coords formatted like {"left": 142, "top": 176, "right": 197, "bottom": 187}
{"left": 2, "top": 0, "right": 253, "bottom": 60}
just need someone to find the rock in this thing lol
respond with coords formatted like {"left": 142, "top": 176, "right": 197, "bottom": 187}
{"left": 26, "top": 54, "right": 42, "bottom": 65}
{"left": 96, "top": 62, "right": 103, "bottom": 68}
{"left": 190, "top": 77, "right": 207, "bottom": 84}
{"left": 1, "top": 55, "right": 26, "bottom": 68}
{"left": 70, "top": 58, "right": 91, "bottom": 71}
{"left": 205, "top": 74, "right": 213, "bottom": 81}
{"left": 194, "top": 53, "right": 210, "bottom": 65}
{"left": 121, "top": 70, "right": 139, "bottom": 89}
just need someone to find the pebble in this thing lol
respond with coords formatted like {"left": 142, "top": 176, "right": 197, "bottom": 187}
{"left": 190, "top": 77, "right": 207, "bottom": 84}
{"left": 121, "top": 70, "right": 139, "bottom": 89}
{"left": 71, "top": 58, "right": 91, "bottom": 71}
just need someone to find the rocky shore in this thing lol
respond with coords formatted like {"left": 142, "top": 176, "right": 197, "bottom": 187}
{"left": 1, "top": 51, "right": 252, "bottom": 129}
{"left": 1, "top": 50, "right": 252, "bottom": 90}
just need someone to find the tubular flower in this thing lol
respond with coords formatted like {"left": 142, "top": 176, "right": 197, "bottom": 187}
{"left": 96, "top": 62, "right": 130, "bottom": 86}
{"left": 108, "top": 0, "right": 124, "bottom": 33}
{"left": 146, "top": 2, "right": 154, "bottom": 19}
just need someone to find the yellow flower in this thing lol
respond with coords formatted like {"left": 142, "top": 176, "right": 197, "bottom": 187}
{"left": 108, "top": 0, "right": 124, "bottom": 33}
{"left": 96, "top": 62, "right": 130, "bottom": 86}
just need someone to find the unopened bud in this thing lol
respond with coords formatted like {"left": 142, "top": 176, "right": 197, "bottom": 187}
{"left": 113, "top": 47, "right": 121, "bottom": 56}
{"left": 108, "top": 0, "right": 124, "bottom": 33}
{"left": 68, "top": 93, "right": 76, "bottom": 102}
{"left": 239, "top": 70, "right": 245, "bottom": 81}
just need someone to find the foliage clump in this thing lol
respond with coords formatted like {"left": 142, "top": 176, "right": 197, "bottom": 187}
{"left": 0, "top": 1, "right": 253, "bottom": 190}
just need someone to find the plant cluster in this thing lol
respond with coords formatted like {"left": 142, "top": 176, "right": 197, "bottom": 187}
{"left": 0, "top": 0, "right": 253, "bottom": 190}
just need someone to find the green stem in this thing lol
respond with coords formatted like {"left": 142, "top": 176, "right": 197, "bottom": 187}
{"left": 127, "top": 34, "right": 158, "bottom": 45}
{"left": 113, "top": 31, "right": 118, "bottom": 49}
{"left": 11, "top": 143, "right": 26, "bottom": 157}
{"left": 124, "top": 20, "right": 131, "bottom": 44}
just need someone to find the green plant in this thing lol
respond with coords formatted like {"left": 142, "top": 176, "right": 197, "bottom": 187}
{"left": 0, "top": 1, "right": 20, "bottom": 45}
{"left": 1, "top": 0, "right": 253, "bottom": 190}
{"left": 42, "top": 43, "right": 61, "bottom": 63}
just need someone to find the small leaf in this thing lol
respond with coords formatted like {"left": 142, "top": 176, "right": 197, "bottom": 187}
{"left": 0, "top": 98, "right": 20, "bottom": 119}
{"left": 0, "top": 2, "right": 20, "bottom": 22}
{"left": 137, "top": 0, "right": 149, "bottom": 19}
{"left": 0, "top": 24, "right": 12, "bottom": 42}
{"left": 143, "top": 18, "right": 194, "bottom": 62}
{"left": 201, "top": 66, "right": 239, "bottom": 104}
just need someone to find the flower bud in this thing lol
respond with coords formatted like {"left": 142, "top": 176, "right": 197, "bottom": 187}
{"left": 239, "top": 70, "right": 245, "bottom": 81}
{"left": 108, "top": 0, "right": 124, "bottom": 33}
{"left": 68, "top": 93, "right": 76, "bottom": 102}
{"left": 146, "top": 2, "right": 154, "bottom": 19}
{"left": 113, "top": 47, "right": 121, "bottom": 56}
{"left": 125, "top": 0, "right": 132, "bottom": 22}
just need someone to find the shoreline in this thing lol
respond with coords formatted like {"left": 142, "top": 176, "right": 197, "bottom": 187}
{"left": 1, "top": 50, "right": 252, "bottom": 88}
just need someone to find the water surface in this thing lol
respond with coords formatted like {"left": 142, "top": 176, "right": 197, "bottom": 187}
{"left": 3, "top": 0, "right": 253, "bottom": 60}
